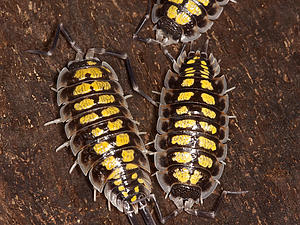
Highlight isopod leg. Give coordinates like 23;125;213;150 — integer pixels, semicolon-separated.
185;190;248;218
26;23;84;60
139;201;157;225
127;212;142;225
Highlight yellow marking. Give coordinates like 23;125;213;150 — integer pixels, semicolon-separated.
175;119;196;128
172;152;193;163
196;0;210;7
173;168;190;183
201;75;209;79
186;0;202;16
169;0;183;3
185;73;195;77
73;83;91;95
122;149;135;162
102;66;111;73
80;112;99;124
198;136;216;151
178;92;194;101
116;133;130;147
201;69;210;75
198;155;213;168
167;5;178;19
199;121;217;134
194;56;200;59
201;65;209;70
138;178;144;184
171;135;192;145
101;156;117;170
126;163;138;170
201;80;213;90
131;195;137;202
91;81;111;91
190;170;203;184
107;168;121;180
201;93;215;105
91;127;104;137
134;186;139;193
114;179;122;186
187;59;195;64
181;78;194;87
107;119;123;131
201;107;216;119
175;12;191;25
74;67;102;80
131;173;138;180
74;98;95;111
176;106;188;115
98;94;115;104
185;67;194;71
201;60;207;65
118;186;125;191
122;192;128;198
87;61;97;65
101;106;120;117
93;141;112;155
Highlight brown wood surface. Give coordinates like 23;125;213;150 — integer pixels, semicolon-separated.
0;0;299;225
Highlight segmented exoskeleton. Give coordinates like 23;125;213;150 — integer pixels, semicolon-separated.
149;42;246;223
134;0;236;46
27;24;157;225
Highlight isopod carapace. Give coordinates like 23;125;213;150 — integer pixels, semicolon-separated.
134;0;236;46
151;42;246;222
27;24;157;225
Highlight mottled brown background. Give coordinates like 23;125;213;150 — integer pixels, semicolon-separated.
0;0;299;225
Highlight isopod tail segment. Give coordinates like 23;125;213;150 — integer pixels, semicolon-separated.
27;23;157;107
26;23;158;225
133;0;237;47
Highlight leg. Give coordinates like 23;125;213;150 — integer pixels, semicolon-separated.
185;190;248;218
26;23;84;60
87;48;158;107
138;200;157;225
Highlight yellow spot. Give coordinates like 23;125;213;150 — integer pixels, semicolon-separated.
201;65;209;70
138;178;144;184
116;133;130;147
80;113;99;124
185;73;195;77
181;78;194;87
98;95;115;104
73;83;91;95
131;195;137;202
167;5;178;19
107;119;123;131
198;155;213;168
174;119;196;128
126;163;138;170
175;12;191;25
122;149;135;162
74;67;102;80
201;75;209;79
122;192;128;198
101;106;120;117
101;156;117;170
176;106;188;115
107;168;121;180
201;69;210;75
185;67;195;72
118;186;125;191
194;56;200;59
187;59;195;64
201;93;215;105
102;66;111;73
169;0;183;3
173;168;190;183
196;0;210;7
114;179;122;186
131;173;138;180
201;60;207;65
199;121;217;134
201;107;216;119
172;152;193;163
171;135;192;145
178;92;194;101
186;0;202;16
87;61;97;65
93;141;111;154
91;81;111;91
190;170;203;184
134;186;139;193
91;127;104;137
198;136;216;151
201;80;213;90
74;98;95;111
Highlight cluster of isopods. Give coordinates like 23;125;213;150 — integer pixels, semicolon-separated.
27;0;246;225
